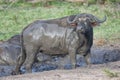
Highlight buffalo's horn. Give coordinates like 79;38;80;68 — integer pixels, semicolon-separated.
79;17;87;21
94;15;107;23
67;14;80;24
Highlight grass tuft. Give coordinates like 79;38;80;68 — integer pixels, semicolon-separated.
103;69;118;78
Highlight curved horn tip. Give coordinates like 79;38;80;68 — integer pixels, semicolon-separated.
99;15;107;23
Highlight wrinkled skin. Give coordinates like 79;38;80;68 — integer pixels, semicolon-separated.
0;35;21;65
7;34;21;46
15;13;106;74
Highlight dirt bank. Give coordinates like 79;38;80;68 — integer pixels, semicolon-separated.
0;61;120;80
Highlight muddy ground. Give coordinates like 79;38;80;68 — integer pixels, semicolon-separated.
0;61;120;80
0;39;120;80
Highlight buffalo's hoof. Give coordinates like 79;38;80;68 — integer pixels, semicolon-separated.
11;71;17;75
68;64;76;69
11;71;21;75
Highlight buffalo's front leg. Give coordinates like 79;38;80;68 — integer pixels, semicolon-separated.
84;51;91;66
24;44;39;73
68;47;77;68
67;33;79;68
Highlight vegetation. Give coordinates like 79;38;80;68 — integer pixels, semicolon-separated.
103;69;119;78
0;0;120;41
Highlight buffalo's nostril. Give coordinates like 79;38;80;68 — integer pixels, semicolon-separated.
78;28;85;33
77;27;84;30
79;27;84;31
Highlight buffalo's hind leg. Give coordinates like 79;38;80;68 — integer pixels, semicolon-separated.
24;45;39;73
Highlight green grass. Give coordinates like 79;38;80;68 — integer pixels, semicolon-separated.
0;1;120;41
103;69;119;78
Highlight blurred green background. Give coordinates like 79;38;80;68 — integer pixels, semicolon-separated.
0;0;120;42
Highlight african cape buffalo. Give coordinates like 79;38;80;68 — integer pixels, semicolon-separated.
14;13;106;74
0;35;21;65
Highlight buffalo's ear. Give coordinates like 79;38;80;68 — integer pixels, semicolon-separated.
67;15;78;27
91;22;98;27
85;17;99;27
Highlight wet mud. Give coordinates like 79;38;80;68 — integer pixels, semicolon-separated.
0;44;120;77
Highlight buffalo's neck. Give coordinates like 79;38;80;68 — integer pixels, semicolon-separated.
78;32;86;46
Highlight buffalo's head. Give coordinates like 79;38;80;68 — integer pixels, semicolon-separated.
67;13;106;33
